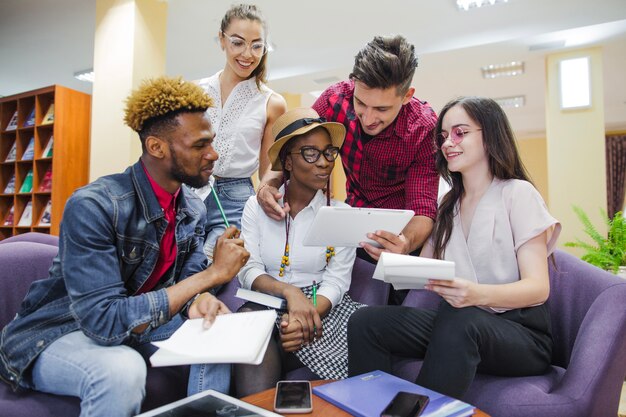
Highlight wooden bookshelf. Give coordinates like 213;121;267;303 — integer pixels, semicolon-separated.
0;85;91;240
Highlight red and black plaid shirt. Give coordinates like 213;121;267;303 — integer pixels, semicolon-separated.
313;80;438;220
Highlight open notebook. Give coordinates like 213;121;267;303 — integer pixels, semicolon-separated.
150;309;276;366
373;252;455;290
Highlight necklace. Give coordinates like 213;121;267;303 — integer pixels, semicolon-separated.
278;186;335;277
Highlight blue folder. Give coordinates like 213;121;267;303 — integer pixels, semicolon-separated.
312;370;474;417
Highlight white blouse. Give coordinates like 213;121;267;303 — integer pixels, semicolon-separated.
422;178;561;312
200;71;274;178
238;189;356;308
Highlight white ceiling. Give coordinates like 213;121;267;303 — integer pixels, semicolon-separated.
2;0;626;137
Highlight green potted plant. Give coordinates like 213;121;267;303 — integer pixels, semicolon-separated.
565;206;626;277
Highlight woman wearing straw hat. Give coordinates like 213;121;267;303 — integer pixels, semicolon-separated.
235;108;364;396
195;4;286;260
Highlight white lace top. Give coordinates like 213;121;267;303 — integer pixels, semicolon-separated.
199;71;274;178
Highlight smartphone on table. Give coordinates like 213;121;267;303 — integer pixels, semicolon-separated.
273;380;313;414
380;391;429;417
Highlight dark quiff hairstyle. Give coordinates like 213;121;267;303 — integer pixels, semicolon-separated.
123;76;213;148
220;3;268;89
431;96;532;259
349;35;418;96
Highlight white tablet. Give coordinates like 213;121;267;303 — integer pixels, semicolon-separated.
136;389;281;417
302;206;414;248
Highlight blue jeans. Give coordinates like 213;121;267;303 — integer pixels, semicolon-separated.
28;315;231;417
203;177;255;260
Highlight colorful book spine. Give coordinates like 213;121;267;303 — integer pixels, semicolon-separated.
39;200;52;226
19;170;33;193
5;111;18;131
3;174;16;194
39;167;53;192
3;205;14;226
41;136;53;158
5;141;17;162
21;137;35;160
17;201;33;227
41;103;55;125
23;107;36;127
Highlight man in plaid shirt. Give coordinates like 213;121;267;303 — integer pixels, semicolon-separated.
258;35;438;263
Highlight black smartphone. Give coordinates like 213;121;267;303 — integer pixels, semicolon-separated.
380;391;430;417
273;380;313;414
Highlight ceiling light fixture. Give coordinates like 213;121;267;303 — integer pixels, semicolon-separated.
481;61;524;79
74;69;94;83
493;95;525;108
456;0;509;11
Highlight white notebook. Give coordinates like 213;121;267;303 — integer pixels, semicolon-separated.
373;252;455;290
150;309;276;367
236;288;287;309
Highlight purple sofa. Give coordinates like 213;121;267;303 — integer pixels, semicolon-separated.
0;238;189;416
393;250;626;417
0;231;60;246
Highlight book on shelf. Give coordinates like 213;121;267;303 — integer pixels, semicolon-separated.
21;137;35;160
150;309;276;367
5;141;17;162
41;103;55;125
17;201;33;227
23;107;36;127
39;200;52;226
313;370;475;417
235;288;287;309
41;136;53;158
3;205;14;226
3;173;16;194
39;167;53;192
5;110;18;131
373;252;456;290
19;170;33;193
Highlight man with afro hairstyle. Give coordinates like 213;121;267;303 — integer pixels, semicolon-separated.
0;76;249;416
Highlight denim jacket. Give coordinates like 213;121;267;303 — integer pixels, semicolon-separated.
0;161;208;390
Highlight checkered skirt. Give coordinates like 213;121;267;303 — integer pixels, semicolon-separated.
276;285;365;380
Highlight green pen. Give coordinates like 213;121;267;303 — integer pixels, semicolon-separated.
210;184;230;228
312;280;318;338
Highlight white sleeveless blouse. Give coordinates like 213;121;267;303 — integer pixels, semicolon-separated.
200;71;273;178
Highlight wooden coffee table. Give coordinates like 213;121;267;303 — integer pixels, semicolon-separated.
242;380;490;417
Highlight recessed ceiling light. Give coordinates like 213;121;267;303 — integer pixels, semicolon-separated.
74;69;94;83
494;95;525;108
481;61;524;79
456;0;509;11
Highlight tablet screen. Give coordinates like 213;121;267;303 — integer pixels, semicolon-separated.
302;206;414;248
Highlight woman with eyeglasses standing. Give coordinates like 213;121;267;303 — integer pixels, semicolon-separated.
234;108;364;396
348;97;561;399
196;4;286;259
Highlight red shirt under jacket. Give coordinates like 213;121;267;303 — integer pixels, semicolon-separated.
136;162;180;294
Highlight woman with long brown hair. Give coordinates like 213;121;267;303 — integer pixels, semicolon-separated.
348;96;561;399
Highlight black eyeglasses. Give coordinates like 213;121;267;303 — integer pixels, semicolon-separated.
290;146;340;163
